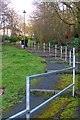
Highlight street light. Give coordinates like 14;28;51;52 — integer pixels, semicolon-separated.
23;10;26;49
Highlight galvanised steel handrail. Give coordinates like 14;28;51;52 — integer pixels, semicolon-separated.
30;83;74;114
7;109;28;120
29;67;74;80
7;48;75;120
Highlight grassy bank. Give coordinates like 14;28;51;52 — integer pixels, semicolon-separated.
37;74;79;119
1;45;46;112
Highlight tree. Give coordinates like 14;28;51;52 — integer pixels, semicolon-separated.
30;2;68;44
30;0;79;45
53;1;80;38
6;9;22;36
0;0;10;40
0;0;22;39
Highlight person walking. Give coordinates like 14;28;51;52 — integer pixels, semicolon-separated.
21;38;24;48
25;37;28;48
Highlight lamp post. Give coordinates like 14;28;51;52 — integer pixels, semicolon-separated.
23;10;26;49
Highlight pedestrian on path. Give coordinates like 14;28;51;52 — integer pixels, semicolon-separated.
25;37;28;48
21;38;24;48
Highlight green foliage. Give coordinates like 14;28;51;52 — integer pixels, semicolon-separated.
61;99;78;119
29;37;35;41
0;35;18;43
1;35;10;42
50;39;58;46
17;35;29;41
71;38;80;49
38;97;71;118
9;36;18;42
37;74;79;119
55;74;79;91
17;35;23;41
4;35;10;41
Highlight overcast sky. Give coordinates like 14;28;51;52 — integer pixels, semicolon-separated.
12;0;34;16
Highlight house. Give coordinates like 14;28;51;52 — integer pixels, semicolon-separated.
0;26;11;36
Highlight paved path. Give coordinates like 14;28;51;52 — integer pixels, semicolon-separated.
2;51;72;119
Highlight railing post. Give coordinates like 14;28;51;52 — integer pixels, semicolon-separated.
72;48;75;97
43;43;45;52
55;45;57;58
38;42;40;51
32;41;34;48
49;42;50;54
65;46;67;62
30;42;31;48
60;46;62;58
69;49;72;66
26;76;30;119
34;41;36;50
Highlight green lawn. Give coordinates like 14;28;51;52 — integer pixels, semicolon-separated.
1;45;46;112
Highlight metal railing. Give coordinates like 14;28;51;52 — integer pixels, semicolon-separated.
27;43;75;66
7;48;75;120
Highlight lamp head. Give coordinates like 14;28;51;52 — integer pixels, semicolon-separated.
23;10;26;13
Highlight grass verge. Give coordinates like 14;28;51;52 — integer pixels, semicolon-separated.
1;45;46;112
37;73;79;119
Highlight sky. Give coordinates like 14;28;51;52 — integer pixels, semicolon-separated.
12;0;34;16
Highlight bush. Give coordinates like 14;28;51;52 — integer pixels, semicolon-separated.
9;36;18;42
4;35;10;41
1;35;10;42
17;35;23;41
71;37;80;50
50;39;58;46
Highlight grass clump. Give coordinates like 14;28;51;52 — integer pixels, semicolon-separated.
37;73;79;119
55;74;79;91
61;98;78;119
37;97;72;119
1;45;46;112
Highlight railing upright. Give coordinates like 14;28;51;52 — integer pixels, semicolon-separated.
33;42;36;50
26;77;30;119
60;46;62;58
55;45;57;58
69;49;72;66
65;46;67;62
38;42;40;51
43;43;45;52
49;43;50;54
72;48;75;97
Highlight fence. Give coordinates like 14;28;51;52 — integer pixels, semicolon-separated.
7;48;75;120
27;42;74;65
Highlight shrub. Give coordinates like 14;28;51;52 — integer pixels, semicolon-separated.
50;39;58;46
17;35;23;41
9;36;18;42
71;37;80;51
4;35;10;41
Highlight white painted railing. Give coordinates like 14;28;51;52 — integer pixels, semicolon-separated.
27;42;74;66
